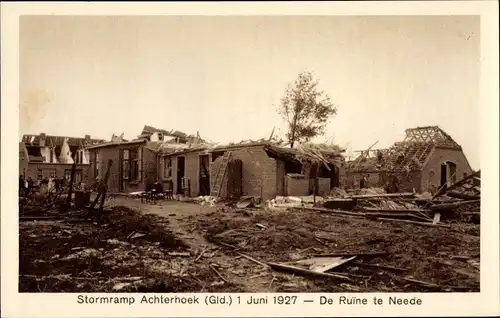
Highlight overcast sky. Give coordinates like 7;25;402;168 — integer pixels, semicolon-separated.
19;15;480;168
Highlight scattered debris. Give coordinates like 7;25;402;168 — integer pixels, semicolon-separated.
256;223;267;230
267;262;352;281
20;172;479;293
127;231;148;240
167;252;191;257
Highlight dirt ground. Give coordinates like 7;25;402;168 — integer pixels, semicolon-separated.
19;196;480;293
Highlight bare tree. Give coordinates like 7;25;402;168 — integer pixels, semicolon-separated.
277;71;337;148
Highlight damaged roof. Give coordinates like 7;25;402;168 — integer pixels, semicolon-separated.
141;125;198;140
152;141;218;156
85;139;147;150
347;126;464;173
21;134;106;148
209;139;345;168
264;143;345;168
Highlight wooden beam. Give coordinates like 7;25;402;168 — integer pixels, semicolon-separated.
312;251;389;257
267;262;352;281
376;217;450;228
429;199;480;211
362;208;428;213
447;191;480;200
350;192;416;199
300;206;365;217
431;171;480;200
432;212;441;224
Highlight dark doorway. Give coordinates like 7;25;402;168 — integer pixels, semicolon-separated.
440;163;447;188
177;156;185;194
330;165;340;188
199;155;210;196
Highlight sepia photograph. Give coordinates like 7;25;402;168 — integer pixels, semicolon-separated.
17;14;481;295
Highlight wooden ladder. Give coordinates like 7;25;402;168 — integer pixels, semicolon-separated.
211;152;232;197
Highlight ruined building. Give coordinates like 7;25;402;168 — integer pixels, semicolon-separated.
19;133;106;183
86;125;203;193
345;126;473;193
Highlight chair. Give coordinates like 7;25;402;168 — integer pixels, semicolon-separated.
165;180;173;200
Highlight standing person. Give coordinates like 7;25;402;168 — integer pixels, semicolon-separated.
359;175;366;189
19;175;25;197
363;175;369;188
26;177;34;196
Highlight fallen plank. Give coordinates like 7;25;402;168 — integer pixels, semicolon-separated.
329;272;371;279
453;268;480;280
294;256;357;273
431;171;481;200
447;191;480;200
429;199;481;211
364;212;430;222
354;261;407;272
312;251;389;257
402;277;440;288
316;256;356;272
432;212;441;224
195;246;209;262
267;262;352;281
167;252;191;257
363;207;429;213
350;192;416;199
376;217;451;228
19;216;62;221
237;252;269;268
211;239;240;250
326;213;366;220
209;264;229;283
401;277;474;291
300;206;365;216
20;274;100;281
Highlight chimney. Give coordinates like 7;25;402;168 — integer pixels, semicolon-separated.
39;133;46;147
85;134;91;141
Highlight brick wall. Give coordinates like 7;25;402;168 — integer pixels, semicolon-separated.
88;147;120;192
420;147;473;192
346;170;421;192
210;146;278;200
317;178;331;196
345;171;384;189
183;152;200;196
398;171;422;192
24;162;91;184
161;151;210;196
88;144;156;193
285;174;309;196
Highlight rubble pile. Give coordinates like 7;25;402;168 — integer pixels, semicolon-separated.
312;171;481;227
193;196;218;207
266;196;325;210
19;205;239;293
192;206;479;292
